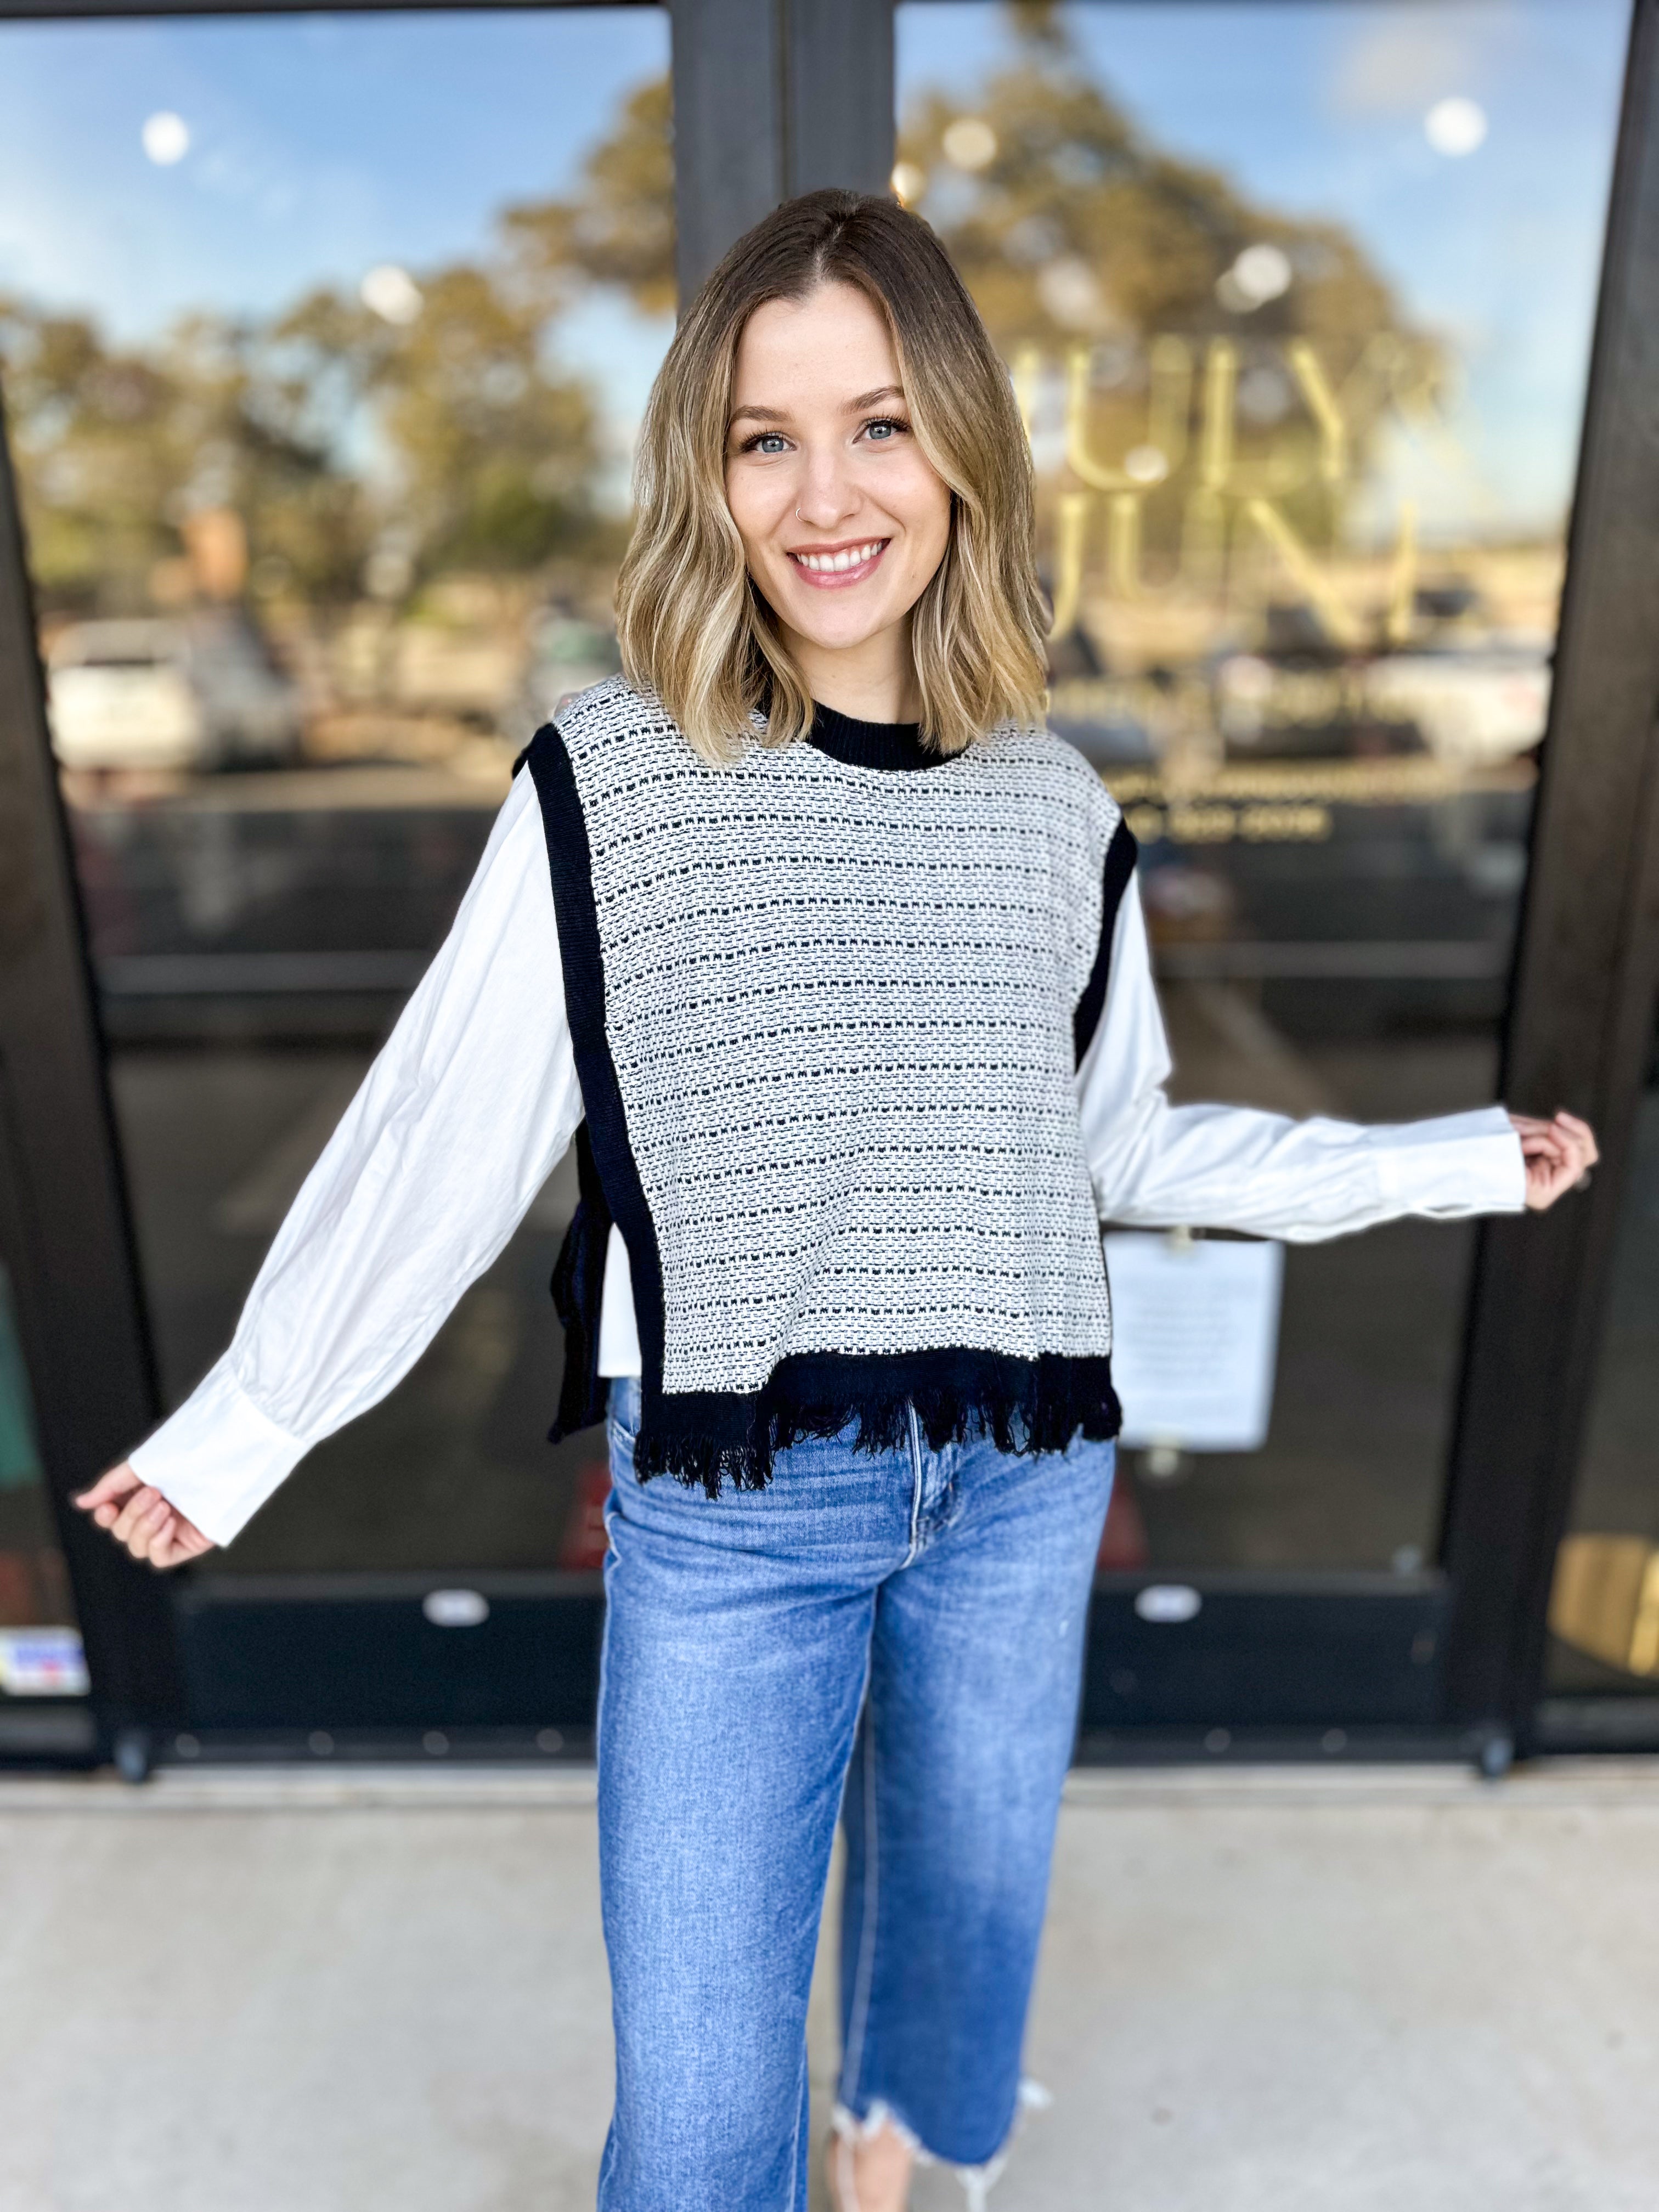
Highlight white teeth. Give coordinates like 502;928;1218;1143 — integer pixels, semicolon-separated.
795;541;883;573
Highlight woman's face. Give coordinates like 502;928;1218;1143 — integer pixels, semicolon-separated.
725;281;952;672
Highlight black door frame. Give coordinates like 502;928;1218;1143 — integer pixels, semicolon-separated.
1438;0;1659;1756
1;0;1656;1771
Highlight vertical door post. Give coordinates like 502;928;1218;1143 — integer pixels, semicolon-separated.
669;0;896;302
669;0;786;301
783;0;895;201
0;387;181;1733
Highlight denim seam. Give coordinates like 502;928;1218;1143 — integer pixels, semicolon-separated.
784;2035;807;2212
840;1706;882;2103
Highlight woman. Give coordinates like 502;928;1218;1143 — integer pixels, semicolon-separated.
77;190;1595;2212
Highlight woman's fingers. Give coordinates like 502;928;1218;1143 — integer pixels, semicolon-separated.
1510;1110;1600;1209
75;1461;154;1536
153;1518;213;1571
1511;1118;1567;1175
1539;1113;1596;1192
1518;1112;1601;1210
1525;1161;1564;1209
1555;1110;1599;1176
149;1519;185;1570
148;1509;186;1569
107;1484;161;1547
139;1503;177;1565
119;1492;170;1562
73;1459;213;1568
74;1463;140;1513
110;1488;191;1565
1517;1126;1567;1162
1509;1113;1560;1145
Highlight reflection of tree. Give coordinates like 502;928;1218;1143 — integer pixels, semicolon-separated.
0;298;367;611
501;77;675;319
0;74;662;621
0;22;1433;628
270;265;604;592
382;269;602;575
906;7;1397;356
897;2;1438;560
1;266;608;618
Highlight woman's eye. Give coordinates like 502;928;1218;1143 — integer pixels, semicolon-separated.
862;416;909;443
743;432;789;455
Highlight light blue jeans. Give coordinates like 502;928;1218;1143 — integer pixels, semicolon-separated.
595;1376;1114;2211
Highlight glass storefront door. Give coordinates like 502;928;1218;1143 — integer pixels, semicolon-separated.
0;4;672;1744
2;0;1654;1759
895;0;1632;1739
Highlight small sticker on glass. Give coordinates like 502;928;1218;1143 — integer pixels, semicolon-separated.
0;1627;90;1696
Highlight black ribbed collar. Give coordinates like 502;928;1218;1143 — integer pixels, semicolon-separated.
808;700;947;772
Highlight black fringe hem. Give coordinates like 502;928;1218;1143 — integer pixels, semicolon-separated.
631;1351;1121;1499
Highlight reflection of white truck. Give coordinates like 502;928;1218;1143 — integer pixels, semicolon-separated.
1362;643;1551;768
1216;639;1551;768
47;616;304;771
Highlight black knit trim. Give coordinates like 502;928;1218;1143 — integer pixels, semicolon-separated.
523;721;670;1438
547;1123;612;1440
807;701;951;773
1073;815;1138;1066
634;1348;1121;1498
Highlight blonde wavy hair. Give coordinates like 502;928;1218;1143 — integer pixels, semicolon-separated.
615;188;1048;764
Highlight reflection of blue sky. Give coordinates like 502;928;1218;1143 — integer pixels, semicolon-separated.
0;10;672;493
900;2;1628;538
0;5;1627;539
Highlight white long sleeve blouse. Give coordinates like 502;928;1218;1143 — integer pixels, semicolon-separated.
129;764;1527;1544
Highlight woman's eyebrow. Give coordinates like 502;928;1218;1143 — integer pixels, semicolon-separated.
728;385;906;430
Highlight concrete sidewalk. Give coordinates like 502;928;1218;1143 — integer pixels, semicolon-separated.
2;1760;1656;2211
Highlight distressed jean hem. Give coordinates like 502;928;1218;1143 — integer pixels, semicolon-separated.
830;2078;1053;2211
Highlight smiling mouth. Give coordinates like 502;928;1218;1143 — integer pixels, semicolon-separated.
787;538;889;586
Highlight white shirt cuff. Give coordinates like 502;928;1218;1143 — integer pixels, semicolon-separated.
127;1362;308;1547
1369;1104;1527;1218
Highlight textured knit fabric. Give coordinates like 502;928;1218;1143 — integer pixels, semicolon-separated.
524;678;1135;1493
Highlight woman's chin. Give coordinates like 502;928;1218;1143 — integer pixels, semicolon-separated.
776;596;900;659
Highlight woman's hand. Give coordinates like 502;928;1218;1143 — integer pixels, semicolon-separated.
72;1464;216;1570
1510;1110;1599;1212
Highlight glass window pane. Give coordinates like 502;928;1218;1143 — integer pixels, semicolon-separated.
897;0;1627;1572
0;7;673;1573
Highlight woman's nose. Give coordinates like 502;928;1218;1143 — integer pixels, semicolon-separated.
792;450;858;531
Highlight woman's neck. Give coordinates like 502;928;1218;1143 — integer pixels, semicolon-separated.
782;619;919;725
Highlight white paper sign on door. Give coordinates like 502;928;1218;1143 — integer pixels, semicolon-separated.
1103;1233;1284;1452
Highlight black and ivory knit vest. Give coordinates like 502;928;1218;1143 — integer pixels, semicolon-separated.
523;675;1137;1494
